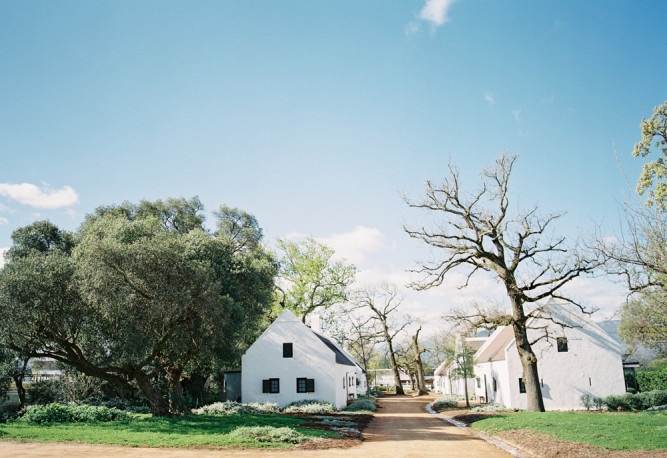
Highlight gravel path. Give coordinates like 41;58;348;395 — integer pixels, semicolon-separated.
0;395;510;457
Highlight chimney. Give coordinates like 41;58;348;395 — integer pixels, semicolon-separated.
310;314;322;334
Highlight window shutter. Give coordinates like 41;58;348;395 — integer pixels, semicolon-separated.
306;378;315;393
262;379;270;393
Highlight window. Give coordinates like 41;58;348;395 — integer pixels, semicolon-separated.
557;337;568;352
519;378;526;393
476;377;481;388
283;342;293;358
297;378;315;393
492;378;497;392
262;378;280;393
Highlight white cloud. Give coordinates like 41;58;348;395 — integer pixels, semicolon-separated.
0;248;7;269
0;217;7;225
406;0;458;35
484;91;495;106
419;0;457;27
317;226;394;266
0;183;79;209
511;109;522;122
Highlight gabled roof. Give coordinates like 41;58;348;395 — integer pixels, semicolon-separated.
474;326;515;363
269;309;358;368
313;333;356;367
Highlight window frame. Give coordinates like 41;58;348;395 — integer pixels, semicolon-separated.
262;378;280;394
297;377;315;393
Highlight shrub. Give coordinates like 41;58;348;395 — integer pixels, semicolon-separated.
228;426;304;444
85;396;151;414
27;379;61;405
432;395;459;409
282;400;336;414
192;401;279;415
321;418;356;427
636;367;667;392
345;399;376;412
19;403;131;423
605;390;667;411
592;397;605;410
647;404;667;411
580;394;593;410
470;403;509;412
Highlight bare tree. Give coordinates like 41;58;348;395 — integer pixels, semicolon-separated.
403;154;599;412
354;284;411;395
411;327;428;395
337;309;384;393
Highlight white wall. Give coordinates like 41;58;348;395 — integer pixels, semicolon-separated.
242;313;339;408
505;317;626;410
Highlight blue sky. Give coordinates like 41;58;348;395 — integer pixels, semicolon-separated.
1;1;666;326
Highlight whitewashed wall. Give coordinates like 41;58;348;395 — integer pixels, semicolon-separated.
242;311;339;408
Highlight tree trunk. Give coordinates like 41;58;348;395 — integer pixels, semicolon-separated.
412;329;428;395
13;375;26;409
509;295;545;412
462;365;470;407
386;338;404;395
165;366;186;414
135;373;171;417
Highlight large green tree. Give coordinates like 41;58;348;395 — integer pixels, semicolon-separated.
404;155;599;412
634;100;667;209
274;237;356;323
0;199;276;416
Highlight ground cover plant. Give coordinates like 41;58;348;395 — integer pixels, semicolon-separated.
192;401;280;415
0;413;338;448
469;411;667;451
282;400;336;413
344;399;376;412
18;403;131;424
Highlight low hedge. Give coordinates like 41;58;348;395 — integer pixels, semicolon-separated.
345;399;376;412
605;390;667;411
636;367;667;392
19;403;131;423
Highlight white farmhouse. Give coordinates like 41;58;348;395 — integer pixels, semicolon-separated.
433;336;487;397
472;300;626;410
242;309;366;410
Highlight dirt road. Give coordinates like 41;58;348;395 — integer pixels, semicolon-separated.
0;395;511;457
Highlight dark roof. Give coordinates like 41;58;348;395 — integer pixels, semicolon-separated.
314;333;356;367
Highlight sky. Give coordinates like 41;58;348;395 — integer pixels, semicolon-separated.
1;0;666;333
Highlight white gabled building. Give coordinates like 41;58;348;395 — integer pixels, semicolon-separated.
472;300;626;410
242;309;366;410
433;336;488;397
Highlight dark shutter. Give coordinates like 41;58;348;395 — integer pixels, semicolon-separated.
283;342;293;358
262;379;270;393
306;378;315;393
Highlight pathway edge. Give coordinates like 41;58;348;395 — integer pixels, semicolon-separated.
425;403;525;457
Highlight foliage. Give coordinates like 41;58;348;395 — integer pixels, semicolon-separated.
282;400;336;413
636;366;667;391
192;401;279;415
320;418;356;426
85;396;150;414
274;237;356;321
0;347;14;401
619;291;667;356
228;425;305;444
404;155;599;412
604;390;667;411
471;411;667;450
580;394;593;410
0;412;338;447
470;403;510;412
0;198;277;416
18;403;131;423
633;100;667;208
27;379;61;405
344;399;376;412
432;395;459;409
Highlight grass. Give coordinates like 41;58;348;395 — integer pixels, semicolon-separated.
470;411;667;451
0;413;339;448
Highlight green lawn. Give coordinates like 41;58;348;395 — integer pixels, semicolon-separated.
470;411;667;450
0;414;339;448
